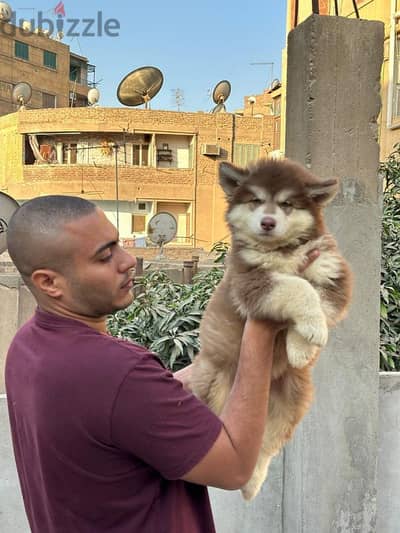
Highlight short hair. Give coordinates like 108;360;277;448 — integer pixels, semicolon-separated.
7;195;96;282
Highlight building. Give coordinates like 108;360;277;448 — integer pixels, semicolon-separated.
0;107;275;250
239;82;283;156
0;16;93;115
285;0;399;160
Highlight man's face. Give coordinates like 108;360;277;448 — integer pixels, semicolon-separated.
59;208;136;318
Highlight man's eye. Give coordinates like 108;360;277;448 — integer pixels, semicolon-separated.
100;254;112;262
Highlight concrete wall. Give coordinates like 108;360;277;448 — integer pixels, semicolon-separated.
283;15;384;532
377;372;400;533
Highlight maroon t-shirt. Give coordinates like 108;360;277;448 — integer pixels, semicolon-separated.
5;308;222;533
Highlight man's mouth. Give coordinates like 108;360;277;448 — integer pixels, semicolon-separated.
120;277;134;290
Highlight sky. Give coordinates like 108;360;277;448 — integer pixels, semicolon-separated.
11;0;287;112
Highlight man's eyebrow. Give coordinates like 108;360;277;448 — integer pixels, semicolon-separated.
92;239;119;258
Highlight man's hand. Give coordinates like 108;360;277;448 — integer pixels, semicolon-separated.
299;248;320;273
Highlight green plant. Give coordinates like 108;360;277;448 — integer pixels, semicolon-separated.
107;268;224;371
380;145;400;371
209;240;230;264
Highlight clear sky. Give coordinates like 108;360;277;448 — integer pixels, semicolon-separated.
12;0;287;112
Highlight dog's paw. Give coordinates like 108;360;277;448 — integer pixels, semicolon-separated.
286;329;318;368
294;315;328;347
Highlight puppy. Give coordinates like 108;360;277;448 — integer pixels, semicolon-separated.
191;158;353;500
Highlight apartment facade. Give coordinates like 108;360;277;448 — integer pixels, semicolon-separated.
285;0;399;160
0;19;92;115
0;107;275;250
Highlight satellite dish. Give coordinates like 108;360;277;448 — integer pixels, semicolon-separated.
0;2;12;22
0;192;19;254
147;212;177;259
117;66;164;109
88;87;100;106
270;79;281;91
12;82;32;109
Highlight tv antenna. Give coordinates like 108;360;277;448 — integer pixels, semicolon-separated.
211;80;231;113
147;212;177;260
171;88;184;111
0;192;20;254
12;82;32;110
117;66;164;109
250;61;274;89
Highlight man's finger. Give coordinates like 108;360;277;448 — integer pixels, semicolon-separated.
299;249;320;273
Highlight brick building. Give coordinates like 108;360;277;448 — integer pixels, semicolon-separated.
0;107;275;250
0;17;92;115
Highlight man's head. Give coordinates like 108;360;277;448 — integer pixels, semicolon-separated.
7;195;136;318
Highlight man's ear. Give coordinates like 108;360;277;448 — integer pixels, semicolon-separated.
219;162;248;199
305;179;338;205
30;269;64;298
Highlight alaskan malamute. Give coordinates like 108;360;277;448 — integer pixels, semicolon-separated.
191;158;353;500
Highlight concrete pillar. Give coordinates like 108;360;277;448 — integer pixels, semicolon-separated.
284;15;383;532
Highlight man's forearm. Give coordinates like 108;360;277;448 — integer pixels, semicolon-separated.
219;319;277;483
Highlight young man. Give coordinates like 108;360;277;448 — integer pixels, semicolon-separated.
5;195;317;532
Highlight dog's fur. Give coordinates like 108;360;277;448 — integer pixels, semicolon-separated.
190;158;353;500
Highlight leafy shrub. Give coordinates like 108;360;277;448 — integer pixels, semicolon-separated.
380;145;400;371
108;268;224;370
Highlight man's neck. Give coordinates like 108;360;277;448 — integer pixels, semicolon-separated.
38;303;108;334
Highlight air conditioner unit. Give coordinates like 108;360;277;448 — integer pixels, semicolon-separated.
201;144;221;156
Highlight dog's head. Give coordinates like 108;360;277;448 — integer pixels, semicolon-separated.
219;158;338;247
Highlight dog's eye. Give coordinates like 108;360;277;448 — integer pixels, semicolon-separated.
279;201;293;208
249;197;262;205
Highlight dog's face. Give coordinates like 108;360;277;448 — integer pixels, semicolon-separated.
219;159;338;246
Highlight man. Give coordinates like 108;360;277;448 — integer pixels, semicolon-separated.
5;195;317;532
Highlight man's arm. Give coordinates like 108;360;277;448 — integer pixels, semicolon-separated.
181;318;280;490
173;364;193;391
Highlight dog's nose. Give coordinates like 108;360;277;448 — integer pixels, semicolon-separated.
261;216;276;231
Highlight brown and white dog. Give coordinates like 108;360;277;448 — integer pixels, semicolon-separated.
191;158;353;500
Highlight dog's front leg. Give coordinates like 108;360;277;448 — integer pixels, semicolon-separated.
233;273;328;367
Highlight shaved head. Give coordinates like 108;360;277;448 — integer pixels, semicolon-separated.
7;195;96;284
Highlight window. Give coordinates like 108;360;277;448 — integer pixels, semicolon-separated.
43;50;57;69
42;92;56;108
132;144;149;166
132;215;146;233
70;65;81;83
62;143;77;164
233;144;260;167
15;41;29;60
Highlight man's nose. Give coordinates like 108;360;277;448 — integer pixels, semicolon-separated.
120;249;137;271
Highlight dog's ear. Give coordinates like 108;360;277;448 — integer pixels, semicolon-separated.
305;179;338;205
219;162;248;199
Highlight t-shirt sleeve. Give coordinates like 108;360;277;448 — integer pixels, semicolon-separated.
110;352;223;480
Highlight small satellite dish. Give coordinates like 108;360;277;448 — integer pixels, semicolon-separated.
211;80;231;113
270;79;281;91
147;212;177;259
117;66;164;109
88;87;100;106
0;2;12;22
0;192;19;254
12;82;32;109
